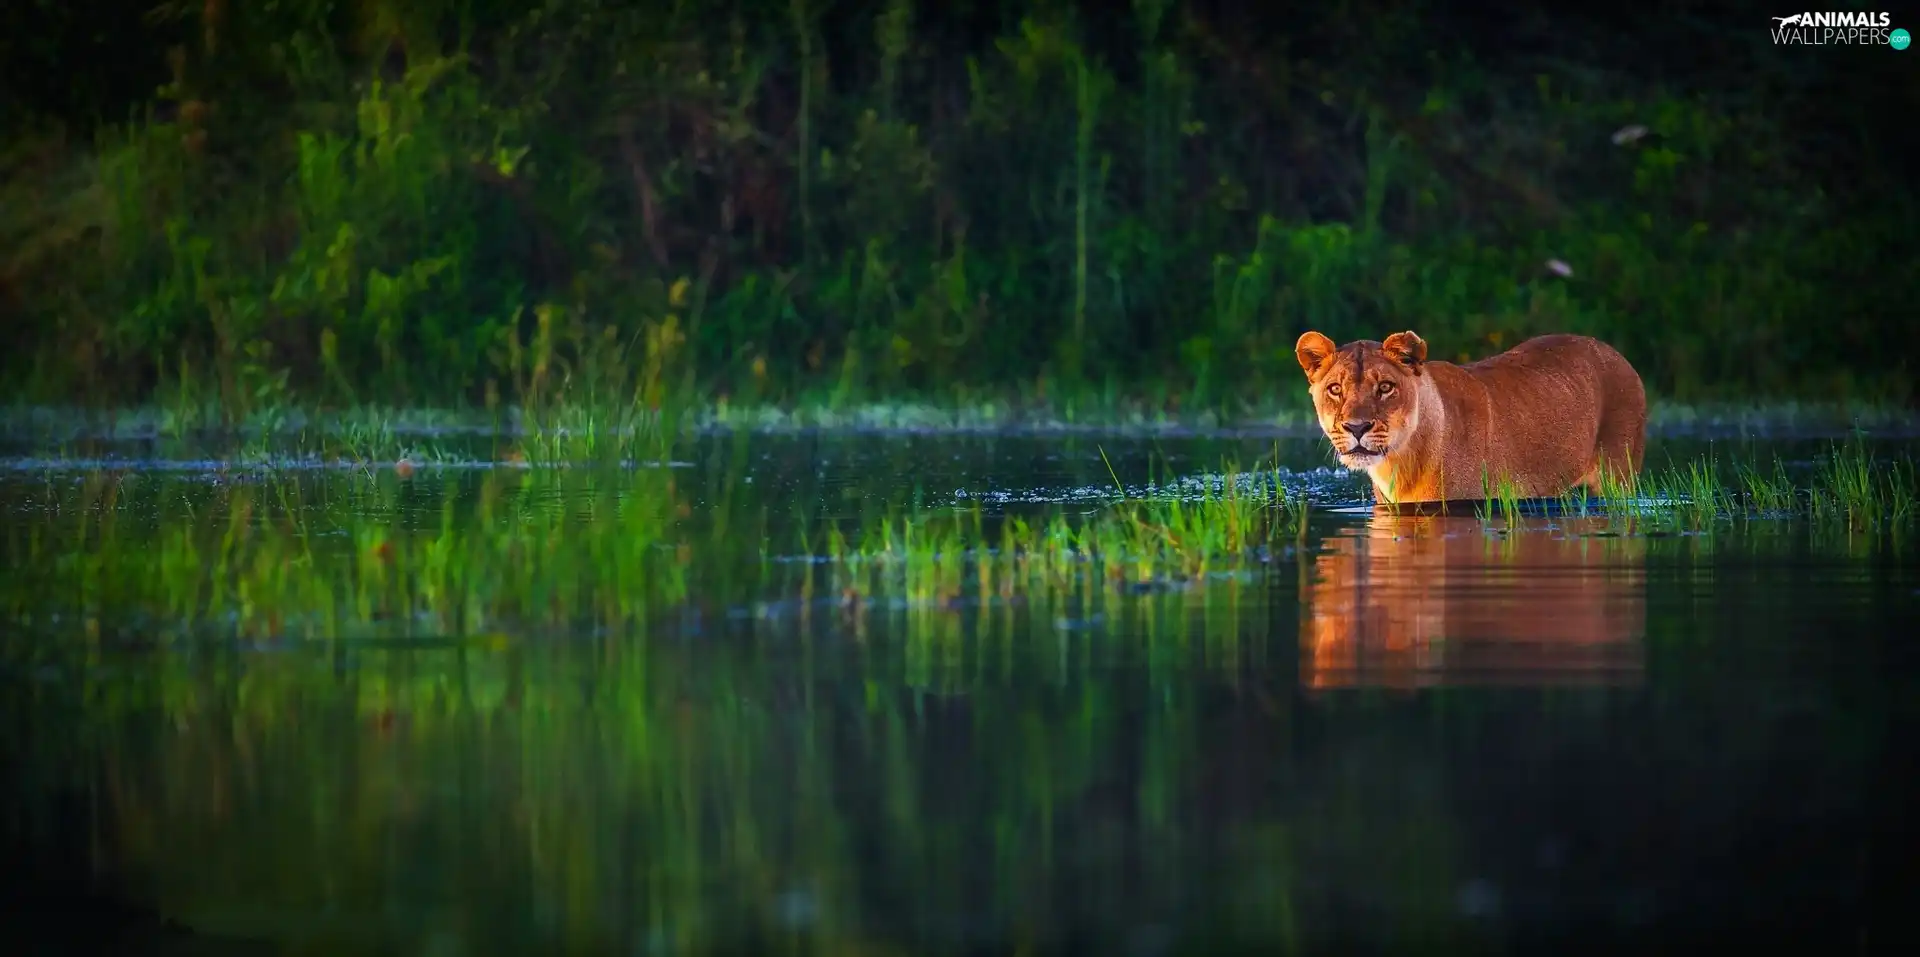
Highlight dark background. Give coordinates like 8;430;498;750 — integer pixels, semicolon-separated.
4;0;1915;410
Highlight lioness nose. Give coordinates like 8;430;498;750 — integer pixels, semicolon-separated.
1343;420;1374;442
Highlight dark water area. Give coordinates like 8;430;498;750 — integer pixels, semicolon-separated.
3;432;1919;955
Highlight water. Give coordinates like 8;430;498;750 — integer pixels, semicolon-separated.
2;431;1917;955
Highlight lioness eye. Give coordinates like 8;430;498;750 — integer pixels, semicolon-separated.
1378;382;1395;397
1326;383;1342;397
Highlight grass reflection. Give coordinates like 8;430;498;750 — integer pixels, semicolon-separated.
1;434;1912;955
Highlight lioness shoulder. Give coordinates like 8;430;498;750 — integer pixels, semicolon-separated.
1294;330;1647;505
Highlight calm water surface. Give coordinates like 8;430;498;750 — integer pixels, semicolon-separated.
2;432;1917;955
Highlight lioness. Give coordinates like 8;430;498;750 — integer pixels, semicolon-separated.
1295;330;1646;504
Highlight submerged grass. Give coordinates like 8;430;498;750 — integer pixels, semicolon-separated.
1575;437;1917;534
1409;437;1912;540
3;454;1309;646
817;452;1308;621
1;427;1911;649
1477;468;1527;528
1736;458;1798;516
5;468;691;643
1810;437;1917;529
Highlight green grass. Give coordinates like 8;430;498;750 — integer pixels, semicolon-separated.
1477;467;1526;528
5;434;1910;652
0;429;1908;957
818;453;1307;611
1;453;1317;648
1666;456;1731;531
4;3;1915;412
5;470;691;643
1574;438;1917;534
1735;458;1798;515
1810;437;1918;529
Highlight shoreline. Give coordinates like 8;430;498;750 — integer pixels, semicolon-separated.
1;397;1916;444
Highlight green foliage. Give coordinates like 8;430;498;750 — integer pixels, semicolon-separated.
7;440;1911;655
3;2;1913;412
1550;438;1919;536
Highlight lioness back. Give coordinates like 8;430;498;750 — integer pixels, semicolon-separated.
1295;330;1646;504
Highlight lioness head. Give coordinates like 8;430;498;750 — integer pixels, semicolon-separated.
1295;330;1428;470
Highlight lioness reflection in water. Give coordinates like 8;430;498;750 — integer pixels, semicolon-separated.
1301;511;1647;690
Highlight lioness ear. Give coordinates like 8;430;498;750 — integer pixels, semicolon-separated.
1381;331;1427;374
1295;331;1336;377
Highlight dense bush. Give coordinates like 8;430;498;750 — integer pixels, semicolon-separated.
3;0;1914;413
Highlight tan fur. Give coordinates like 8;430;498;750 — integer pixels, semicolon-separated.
1301;513;1647;690
1294;329;1647;504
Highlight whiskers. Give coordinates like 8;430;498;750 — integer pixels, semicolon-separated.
1326;431;1388;467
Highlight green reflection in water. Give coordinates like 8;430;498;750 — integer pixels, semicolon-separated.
1;438;1913;955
